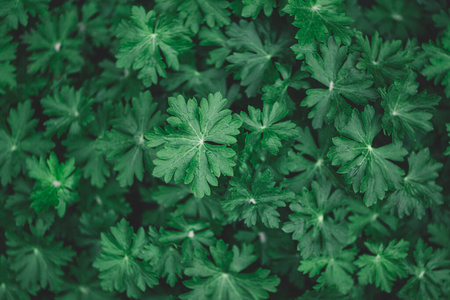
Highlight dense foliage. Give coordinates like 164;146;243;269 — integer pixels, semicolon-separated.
1;0;450;299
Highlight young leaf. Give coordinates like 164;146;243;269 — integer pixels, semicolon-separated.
356;31;415;87
146;92;242;198
298;248;358;294
386;148;443;219
96;91;163;187
0;101;54;186
93;219;158;299
355;239;410;292
238;101;298;155
181;240;280;300
380;70;440;141
222;170;295;228
303;36;378;128
327;106;408;206
115;6;193;87
41;86;95;138
283;180;353;259
283;0;354;46
398;239;450;300
6;219;76;292
422;26;450;97
26;152;80;218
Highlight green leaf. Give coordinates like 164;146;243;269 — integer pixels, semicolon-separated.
6;219;76;292
432;8;450;29
175;193;227;221
366;0;422;39
446;124;450;155
155;0;231;33
422;26;450;97
5;178;55;228
283;0;354;46
26;152;80;218
146;92;242;198
55;253;119;300
242;0;276;19
281;126;336;192
97;60;144;101
161;64;228;98
41;86;95;138
355;239;410;292
148;184;226;221
222;170;295;228
298;248;358;294
303;36;378;128
226;20;291;97
428;223;450;249
347;199;398;239
96;91;163;187
93;219;158;299
0;0;49;29
181;240;280;300
78;2;110;47
0;25;17;93
63;105;111;188
199;27;232;68
0;255;33;300
380;70;440;141
22;10;83;76
139;226;183;287
327;106;408;206
386;148;443;219
238;101;298;155
115;6;193;87
356;31;415;87
399;239;450;300
290;41;317;60
0;101;54;186
261;63;310;110
158;215;216;263
283;180;353;259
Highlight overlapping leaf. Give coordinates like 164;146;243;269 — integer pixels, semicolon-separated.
146;92;242;198
328;106;408;206
116;6;193;86
302;37;377;128
93;219;158;299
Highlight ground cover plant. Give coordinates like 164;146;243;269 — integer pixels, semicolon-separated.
1;0;450;299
